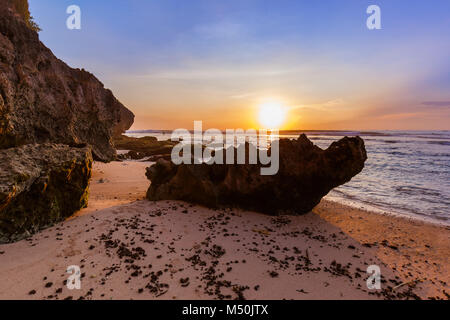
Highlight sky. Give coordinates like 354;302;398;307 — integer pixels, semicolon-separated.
29;0;450;130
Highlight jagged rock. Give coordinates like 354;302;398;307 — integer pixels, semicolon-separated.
0;143;92;243
143;154;172;162
0;3;134;161
114;135;176;158
146;134;367;215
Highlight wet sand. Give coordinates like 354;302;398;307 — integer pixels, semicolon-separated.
0;161;448;300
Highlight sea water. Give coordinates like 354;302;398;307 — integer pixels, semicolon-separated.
126;130;450;224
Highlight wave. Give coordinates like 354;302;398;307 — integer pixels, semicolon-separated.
427;141;450;146
395;186;441;197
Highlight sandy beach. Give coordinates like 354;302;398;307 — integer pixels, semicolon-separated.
0;160;448;300
2;0;450;307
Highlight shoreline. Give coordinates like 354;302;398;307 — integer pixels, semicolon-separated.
324;195;450;228
124;130;450;226
0;161;448;300
315;199;450;299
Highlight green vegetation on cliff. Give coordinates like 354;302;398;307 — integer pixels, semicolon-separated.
11;0;41;31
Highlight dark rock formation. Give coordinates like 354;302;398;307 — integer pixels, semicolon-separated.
0;1;134;242
146;134;367;215
114;135;176;160
0;143;92;243
0;3;134;161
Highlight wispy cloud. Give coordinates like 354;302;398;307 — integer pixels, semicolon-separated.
375;112;427;121
422;101;450;107
139;67;304;80
229;92;258;99
193;22;243;39
323;98;345;107
290;98;346;111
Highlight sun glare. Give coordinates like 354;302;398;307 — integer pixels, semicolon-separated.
258;102;286;129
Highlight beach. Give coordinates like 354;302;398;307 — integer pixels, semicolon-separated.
0;161;448;300
1;0;449;307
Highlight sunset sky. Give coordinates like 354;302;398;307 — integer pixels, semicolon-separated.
30;0;450;130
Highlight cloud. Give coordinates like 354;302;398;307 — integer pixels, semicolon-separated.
193;22;243;39
323;98;345;107
289;99;346;111
140;67;303;80
375;112;427;121
421;101;450;107
229;92;257;99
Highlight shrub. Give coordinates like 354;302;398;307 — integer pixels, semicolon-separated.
11;0;41;32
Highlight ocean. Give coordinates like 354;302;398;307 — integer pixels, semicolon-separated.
126;130;450;225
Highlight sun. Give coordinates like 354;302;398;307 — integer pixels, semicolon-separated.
258;102;286;129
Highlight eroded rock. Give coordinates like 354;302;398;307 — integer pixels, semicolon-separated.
114;135;176;160
146;134;367;215
0;3;134;161
0;144;92;243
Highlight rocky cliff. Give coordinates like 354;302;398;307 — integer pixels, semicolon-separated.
0;1;134;242
146;135;367;215
0;1;134;161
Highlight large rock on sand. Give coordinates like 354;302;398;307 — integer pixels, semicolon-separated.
0;143;92;243
146;135;367;215
0;3;134;161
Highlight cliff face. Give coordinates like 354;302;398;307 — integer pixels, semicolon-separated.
8;0;40;32
0;1;134;242
0;2;134;161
